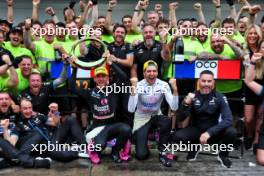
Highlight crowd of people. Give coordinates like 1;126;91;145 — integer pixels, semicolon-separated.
0;0;264;170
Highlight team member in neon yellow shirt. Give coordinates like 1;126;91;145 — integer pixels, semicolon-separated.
3;27;35;66
24;19;66;76
5;56;34;97
197;33;245;94
222;18;246;48
0;54;18;91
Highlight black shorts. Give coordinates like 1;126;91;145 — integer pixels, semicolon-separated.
258;121;264;149
245;85;263;105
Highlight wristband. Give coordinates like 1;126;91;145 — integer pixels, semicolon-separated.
107;9;112;12
8;64;13;68
51;13;56;17
141;9;145;11
134;9;139;12
216;5;221;8
250;61;256;66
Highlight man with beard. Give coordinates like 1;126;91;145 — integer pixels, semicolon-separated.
196;33;244;95
3;27;35;67
17;59;69;115
131;24;170;81
0;92;51;169
107;24;134;126
128;60;179;167
171;70;236;168
5;55;35;97
24;19;67;77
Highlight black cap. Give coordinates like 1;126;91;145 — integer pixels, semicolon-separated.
10;26;23;35
0;19;10;26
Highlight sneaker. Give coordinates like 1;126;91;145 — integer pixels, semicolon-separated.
244;137;253;150
34;158;51;169
111;150;122;163
119;140;131;161
78;151;89;158
253;143;258;155
0;160;11;169
217;155;232;168
159;154;172;167
87;140;100;164
186;147;201;161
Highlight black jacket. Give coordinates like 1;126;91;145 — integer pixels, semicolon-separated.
178;91;233;137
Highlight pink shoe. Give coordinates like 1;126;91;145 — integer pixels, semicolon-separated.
87;140;100;164
166;153;174;160
119;140;131;161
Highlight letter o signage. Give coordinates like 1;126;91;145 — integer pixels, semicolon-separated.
196;61;217;69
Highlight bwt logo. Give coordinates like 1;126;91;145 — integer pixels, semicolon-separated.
196;61;217;69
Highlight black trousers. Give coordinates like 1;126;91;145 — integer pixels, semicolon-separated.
134;115;171;160
48;116;86;162
93;122;132;153
0;131;43;167
171;126;237;157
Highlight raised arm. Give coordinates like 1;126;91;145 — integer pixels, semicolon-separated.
88;3;98;27
128;77;138;113
105;0;117;33
235;5;250;24
6;0;14;24
226;0;237;19
2;119;18;146
52;55;70;89
244;53;264;95
2;54;18;87
32;0;41;22
223;36;245;60
212;0;221;28
132;0;147;32
45;7;60;24
248;5;262;26
169;2;178;28
193;3;206;24
23;19;36;52
80;0;93;27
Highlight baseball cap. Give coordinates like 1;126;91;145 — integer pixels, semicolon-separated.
0;19;10;26
10;26;23;35
94;66;108;76
143;60;158;71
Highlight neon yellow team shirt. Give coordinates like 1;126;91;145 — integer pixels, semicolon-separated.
206;44;242;93
61;38;81;57
0;77;9;91
8;68;29;97
4;42;36;64
182;36;204;60
34;40;55;75
125;33;143;44
154;35;173;79
229;31;246;48
102;34;114;44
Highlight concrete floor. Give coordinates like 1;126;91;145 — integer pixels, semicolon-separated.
1;149;264;176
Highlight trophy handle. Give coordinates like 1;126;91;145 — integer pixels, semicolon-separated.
70;37;107;69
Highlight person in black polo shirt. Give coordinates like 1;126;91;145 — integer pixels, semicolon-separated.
131;24;170;81
0;92;50;169
107;24;134;126
17;60;69;115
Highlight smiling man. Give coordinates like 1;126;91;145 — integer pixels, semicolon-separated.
128;60;179;167
171;70;237;168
